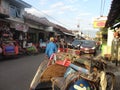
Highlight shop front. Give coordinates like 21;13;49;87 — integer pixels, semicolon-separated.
0;20;10;38
10;22;29;42
0;20;10;57
0;20;21;57
27;28;39;43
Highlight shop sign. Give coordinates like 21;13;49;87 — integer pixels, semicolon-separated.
15;24;28;32
45;26;54;32
10;22;28;32
15;23;24;31
93;16;107;28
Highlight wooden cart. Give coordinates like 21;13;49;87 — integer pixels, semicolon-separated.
30;53;115;90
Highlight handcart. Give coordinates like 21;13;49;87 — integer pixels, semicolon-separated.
30;52;115;90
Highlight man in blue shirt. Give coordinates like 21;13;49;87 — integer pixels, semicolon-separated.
45;37;57;58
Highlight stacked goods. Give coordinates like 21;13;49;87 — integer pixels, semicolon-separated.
55;52;80;64
67;49;80;55
58;48;80;55
1;26;19;56
26;46;36;52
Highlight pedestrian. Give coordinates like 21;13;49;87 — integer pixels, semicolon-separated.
45;37;57;59
60;38;64;48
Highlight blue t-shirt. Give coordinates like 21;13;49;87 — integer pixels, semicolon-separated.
45;42;57;58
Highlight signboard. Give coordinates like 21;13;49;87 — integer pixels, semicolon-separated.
10;22;29;32
45;26;54;32
16;24;29;32
93;16;107;28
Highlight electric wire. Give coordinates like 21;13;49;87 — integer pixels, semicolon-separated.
100;0;106;16
102;0;106;16
100;0;103;16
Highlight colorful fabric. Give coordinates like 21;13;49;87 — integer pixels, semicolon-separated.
5;46;15;52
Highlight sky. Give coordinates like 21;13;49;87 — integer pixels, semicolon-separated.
23;0;112;37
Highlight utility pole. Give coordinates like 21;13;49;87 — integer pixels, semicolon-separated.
77;19;81;39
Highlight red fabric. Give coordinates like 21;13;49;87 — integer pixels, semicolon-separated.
15;46;19;54
56;59;71;67
49;53;56;60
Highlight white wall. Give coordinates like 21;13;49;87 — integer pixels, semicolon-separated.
107;28;114;46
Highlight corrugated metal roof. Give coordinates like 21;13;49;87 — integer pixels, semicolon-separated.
56;25;73;34
24;12;74;36
9;0;31;8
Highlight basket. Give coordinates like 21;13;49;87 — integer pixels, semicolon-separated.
40;64;67;82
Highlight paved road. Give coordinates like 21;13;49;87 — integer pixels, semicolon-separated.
0;54;45;90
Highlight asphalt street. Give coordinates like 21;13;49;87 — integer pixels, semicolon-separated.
0;54;45;90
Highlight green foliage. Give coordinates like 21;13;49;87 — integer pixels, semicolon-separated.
100;27;108;34
115;15;120;24
95;27;108;44
100;27;108;44
115;19;120;23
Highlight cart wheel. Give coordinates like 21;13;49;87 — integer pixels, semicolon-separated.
106;72;115;90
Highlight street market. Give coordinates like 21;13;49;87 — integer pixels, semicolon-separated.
0;0;120;90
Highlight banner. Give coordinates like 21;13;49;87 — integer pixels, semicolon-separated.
93;16;107;28
11;22;29;32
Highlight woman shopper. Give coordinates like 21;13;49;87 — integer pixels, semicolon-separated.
45;37;57;59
